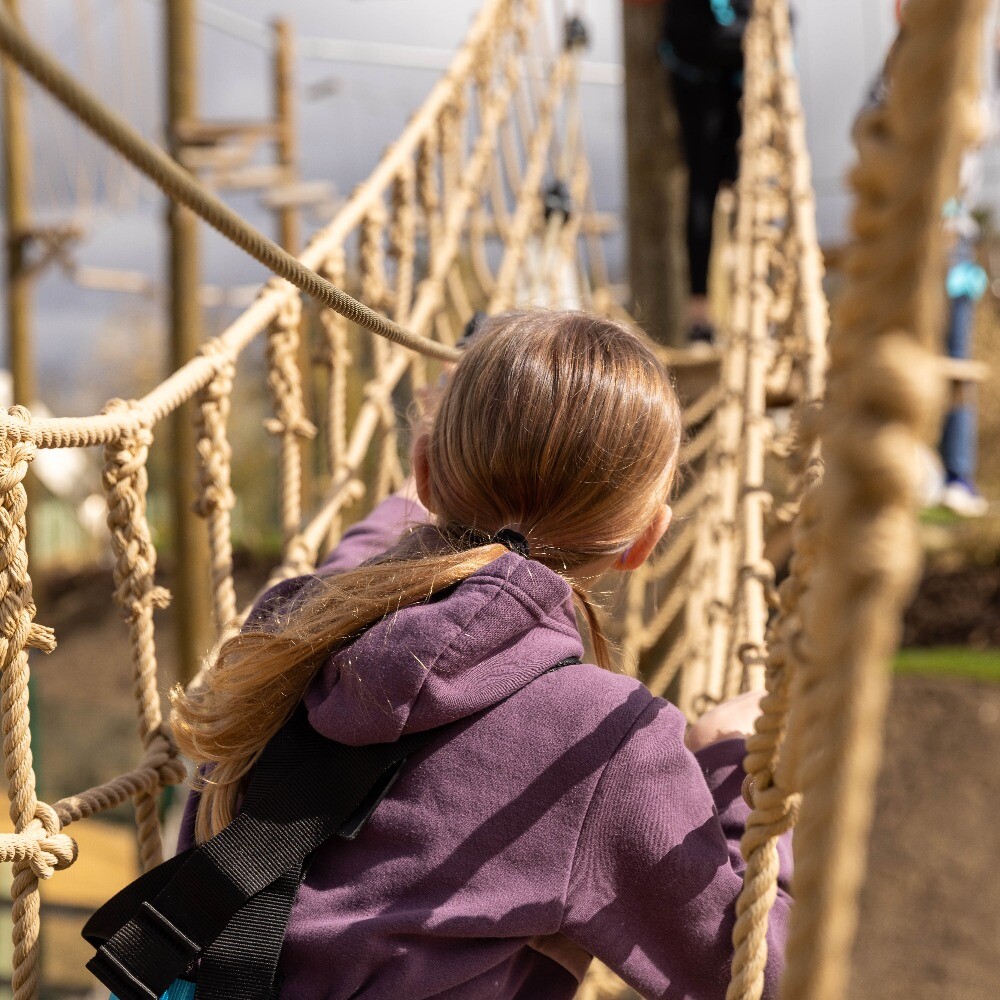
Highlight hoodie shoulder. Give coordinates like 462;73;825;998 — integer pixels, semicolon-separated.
304;552;586;746
524;660;664;758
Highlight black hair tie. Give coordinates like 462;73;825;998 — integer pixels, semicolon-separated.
457;525;530;559
492;527;530;558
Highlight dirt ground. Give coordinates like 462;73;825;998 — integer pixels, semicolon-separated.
16;559;1000;998
852;673;1000;999
903;560;1000;646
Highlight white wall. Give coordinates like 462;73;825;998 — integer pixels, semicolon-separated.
794;0;897;244
795;0;1000;243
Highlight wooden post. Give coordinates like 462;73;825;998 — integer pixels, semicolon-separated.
272;18;299;255
272;17;313;513
2;0;32;409
166;0;213;684
622;0;687;347
1;0;42;589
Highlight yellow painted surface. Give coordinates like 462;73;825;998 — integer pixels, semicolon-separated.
0;799;138;990
38;814;138;908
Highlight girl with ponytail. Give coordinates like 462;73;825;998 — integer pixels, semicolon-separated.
170;310;791;1000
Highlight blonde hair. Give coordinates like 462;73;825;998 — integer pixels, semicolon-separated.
172;310;682;842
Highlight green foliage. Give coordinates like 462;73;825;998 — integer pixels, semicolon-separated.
895;646;1000;682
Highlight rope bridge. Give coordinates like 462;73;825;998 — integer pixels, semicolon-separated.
0;0;988;998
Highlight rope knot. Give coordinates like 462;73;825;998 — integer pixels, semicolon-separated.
101;400;153;485
737;641;769;672
196;346;236;402
101;404;172;627
117;585;171;625
263;415;317;440
0;405;36;495
193;357;238;519
27;802;78;879
142;724;188;787
266;296;319;442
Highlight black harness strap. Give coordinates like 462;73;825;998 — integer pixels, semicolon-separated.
83;656;580;1000
195;870;299;1000
84;710;441;1000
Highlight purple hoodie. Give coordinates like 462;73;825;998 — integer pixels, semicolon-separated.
179;496;792;999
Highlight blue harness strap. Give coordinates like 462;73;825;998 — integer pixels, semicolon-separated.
111;978;195;1000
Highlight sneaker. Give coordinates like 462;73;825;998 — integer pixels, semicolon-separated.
941;479;989;517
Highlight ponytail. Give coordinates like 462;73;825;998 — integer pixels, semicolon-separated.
172;540;509;842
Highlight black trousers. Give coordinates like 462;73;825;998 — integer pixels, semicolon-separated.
670;72;742;297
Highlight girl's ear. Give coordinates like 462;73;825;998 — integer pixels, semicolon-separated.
614;504;672;572
412;433;438;513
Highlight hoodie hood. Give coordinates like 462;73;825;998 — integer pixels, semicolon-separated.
303;552;584;746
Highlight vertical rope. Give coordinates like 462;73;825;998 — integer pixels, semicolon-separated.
470;76;499;299
265;291;318;556
360;208;399;504
730;140;783;697
778;1;987;997
771;0;828;404
727;442;821;1000
390;165;417;326
320;250;352;551
193;346;238;631
0;407;58;1000
698;15;767;702
101;399;172;871
674;481;717;713
417;135;442;274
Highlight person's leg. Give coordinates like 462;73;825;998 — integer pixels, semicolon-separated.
939;290;987;514
940;405;977;484
670;73;716;338
940;293;977;485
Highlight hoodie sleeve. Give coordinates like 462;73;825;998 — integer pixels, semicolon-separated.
318;493;427;575
243;493;428;630
561;699;792;1000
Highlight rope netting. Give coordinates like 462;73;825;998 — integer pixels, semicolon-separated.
584;0;986;996
0;0;988;996
611;0;827;722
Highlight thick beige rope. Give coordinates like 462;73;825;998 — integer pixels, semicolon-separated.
193;345;239;630
721;0;833;976
0;407;63;1000
266;291;317;557
390;164;418;326
101;400;182;871
778;2;988;997
318;250;352;553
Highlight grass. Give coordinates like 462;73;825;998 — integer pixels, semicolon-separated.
895;646;1000;683
918;505;964;527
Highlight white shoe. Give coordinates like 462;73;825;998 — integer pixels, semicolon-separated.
941;481;989;517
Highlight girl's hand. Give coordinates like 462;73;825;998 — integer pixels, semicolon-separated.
685;690;764;752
